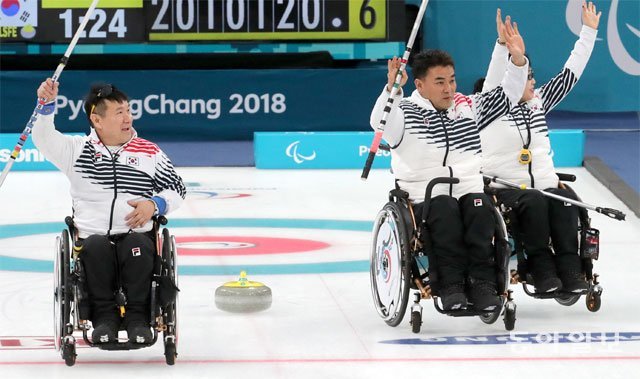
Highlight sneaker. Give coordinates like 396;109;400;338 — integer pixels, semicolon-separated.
127;321;152;344
528;255;563;293
467;278;502;311
439;283;467;311
531;274;563;293
91;319;119;344
559;270;589;293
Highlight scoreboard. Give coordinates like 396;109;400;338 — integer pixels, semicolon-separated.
0;0;398;43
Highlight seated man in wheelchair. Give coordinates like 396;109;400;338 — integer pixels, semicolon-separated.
479;4;601;293
33;79;186;344
369;21;529;312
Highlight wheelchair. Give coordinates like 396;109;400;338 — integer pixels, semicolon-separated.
370;177;517;334
486;173;603;312
53;216;179;366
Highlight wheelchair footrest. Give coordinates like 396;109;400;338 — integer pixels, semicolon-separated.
95;341;155;351
524;287;588;299
433;300;500;317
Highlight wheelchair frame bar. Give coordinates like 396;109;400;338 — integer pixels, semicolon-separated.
483;175;626;221
361;0;430;180
0;0;100;189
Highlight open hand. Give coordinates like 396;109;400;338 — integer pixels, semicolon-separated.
496;9;506;44
502;18;526;66
582;1;601;30
125;199;155;229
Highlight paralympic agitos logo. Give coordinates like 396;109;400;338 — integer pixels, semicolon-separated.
566;0;639;76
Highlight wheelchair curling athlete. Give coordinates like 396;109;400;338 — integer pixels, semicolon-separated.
480;3;601;294
369;18;529;312
33;79;186;344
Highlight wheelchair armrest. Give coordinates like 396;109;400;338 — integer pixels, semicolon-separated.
389;188;410;202
557;173;576;182
154;215;168;226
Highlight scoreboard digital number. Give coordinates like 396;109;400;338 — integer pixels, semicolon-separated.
0;0;391;43
146;0;387;41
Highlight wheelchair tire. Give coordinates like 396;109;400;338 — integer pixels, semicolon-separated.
62;340;76;367
410;311;422;334
503;302;517;331
161;228;179;365
479;307;502;325
370;202;412;327
555;293;581;307
53;230;71;353
586;292;601;312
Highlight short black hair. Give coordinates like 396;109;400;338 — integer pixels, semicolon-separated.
410;50;455;80
83;83;129;127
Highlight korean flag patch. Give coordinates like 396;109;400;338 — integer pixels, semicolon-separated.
474;198;483;207
132;247;141;257
127;156;139;166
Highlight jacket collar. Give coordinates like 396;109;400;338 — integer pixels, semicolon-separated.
409;90;454;114
88;128;138;153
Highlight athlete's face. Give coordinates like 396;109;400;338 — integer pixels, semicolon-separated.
91;99;134;145
520;68;536;102
415;65;457;111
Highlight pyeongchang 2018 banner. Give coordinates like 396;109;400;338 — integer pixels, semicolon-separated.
0;69;385;141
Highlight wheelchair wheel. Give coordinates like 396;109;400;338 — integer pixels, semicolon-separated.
479;307;502;325
503;302;517;331
555;293;581;306
53;230;71;354
586;292;601;312
410;311;422;333
370;202;412;327
161;228;179;365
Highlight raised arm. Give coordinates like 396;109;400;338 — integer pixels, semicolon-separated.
31;78;85;175
537;1;601;114
482;9;510;92
370;57;407;148
474;18;529;130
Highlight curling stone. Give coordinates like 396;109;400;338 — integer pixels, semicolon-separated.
215;271;272;312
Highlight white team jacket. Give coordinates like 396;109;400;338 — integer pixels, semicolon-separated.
32;113;186;238
370;59;528;202
481;25;598;190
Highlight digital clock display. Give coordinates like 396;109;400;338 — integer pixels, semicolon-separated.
0;0;392;43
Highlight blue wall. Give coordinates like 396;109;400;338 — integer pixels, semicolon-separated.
409;0;639;112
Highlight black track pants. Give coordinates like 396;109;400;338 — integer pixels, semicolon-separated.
80;232;155;323
496;188;580;274
415;193;496;285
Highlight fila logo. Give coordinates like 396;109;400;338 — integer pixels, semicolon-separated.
132;247;141;257
474;199;483;207
94;152;102;162
127;156;139;166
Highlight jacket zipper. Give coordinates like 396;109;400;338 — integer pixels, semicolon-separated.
438;112;453;195
107;152;118;235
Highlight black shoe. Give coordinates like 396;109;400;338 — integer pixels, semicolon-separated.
91;319;119;344
560;270;589;293
439;283;467;311
127;321;152;344
528;254;563;293
531;274;563;293
467;278;502;311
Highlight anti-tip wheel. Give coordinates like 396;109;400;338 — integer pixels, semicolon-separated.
215;271;272;313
